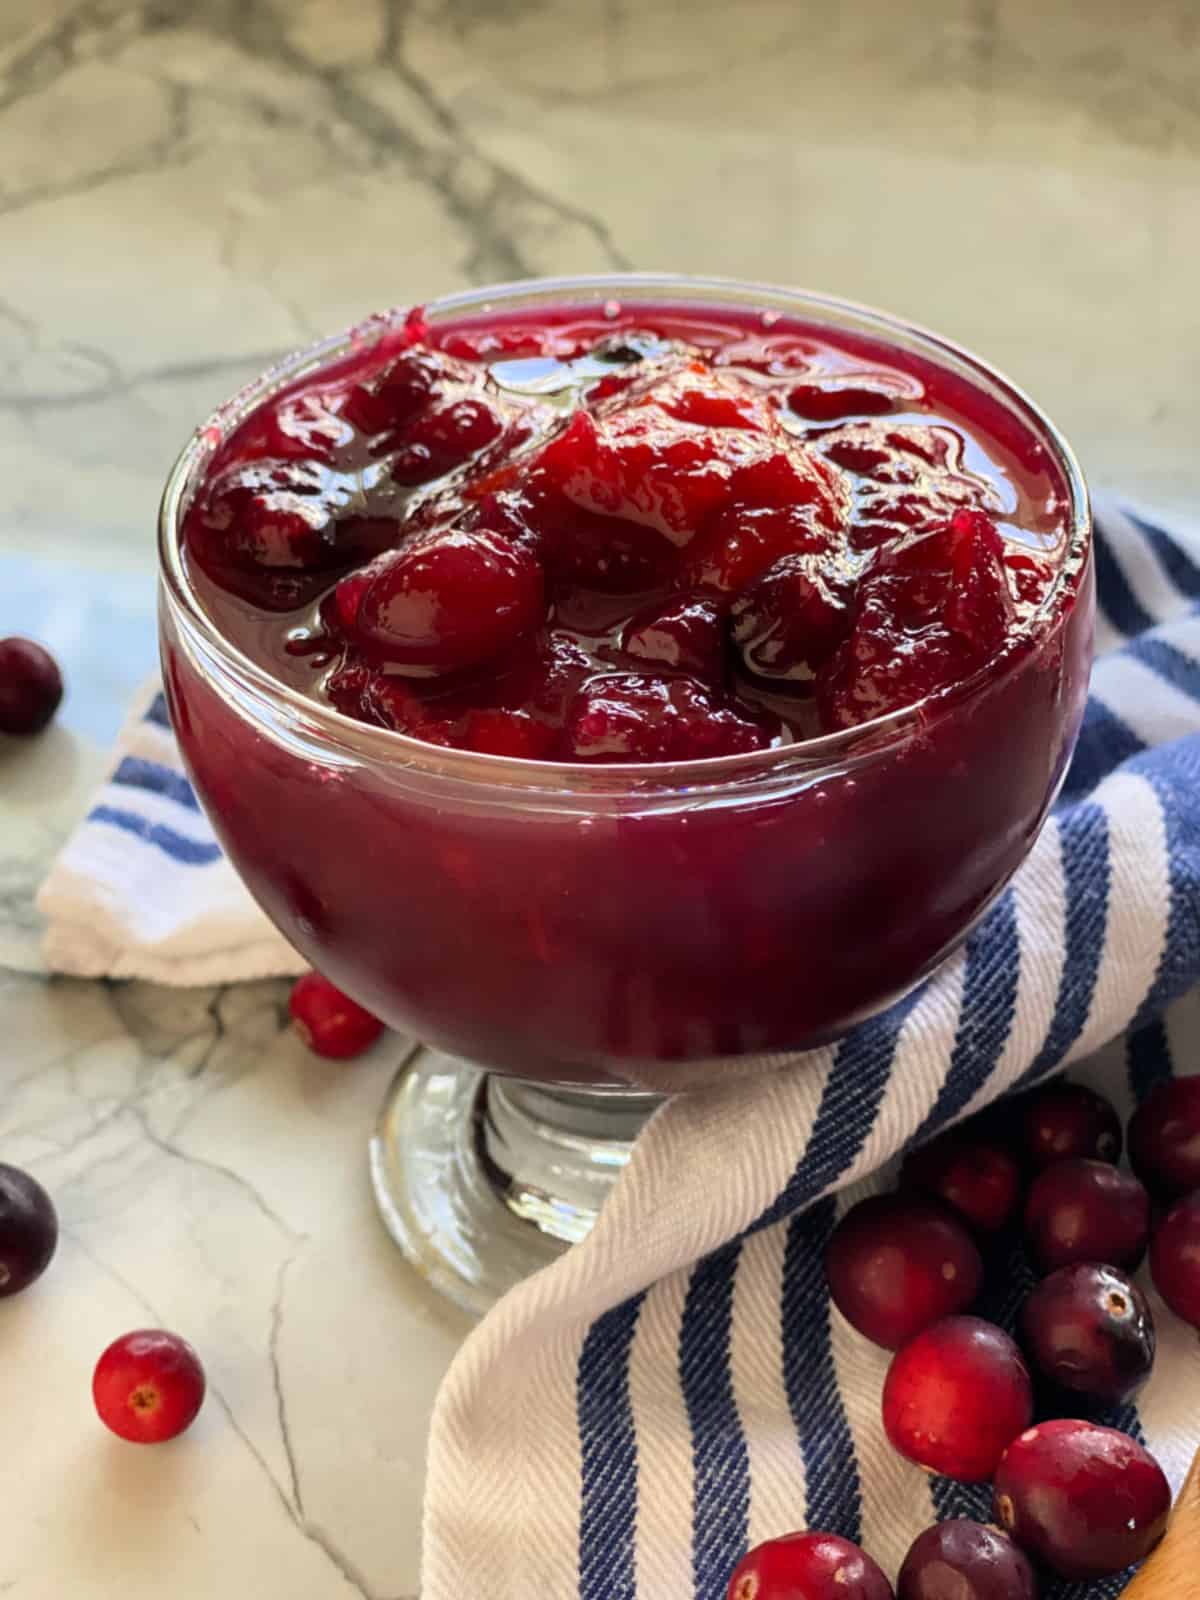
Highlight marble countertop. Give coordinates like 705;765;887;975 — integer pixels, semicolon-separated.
0;2;1197;1595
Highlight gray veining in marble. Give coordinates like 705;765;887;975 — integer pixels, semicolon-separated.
0;2;1197;1595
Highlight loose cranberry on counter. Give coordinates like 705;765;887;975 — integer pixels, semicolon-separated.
1022;1158;1150;1274
726;1531;894;1600
0;1162;58;1297
824;1195;983;1350
289;972;385;1059
0;637;64;735
896;1520;1037;1600
1149;1191;1200;1328
1019;1081;1122;1169
93;1329;206;1444
993;1420;1171;1579
900;1128;1023;1233
1018;1263;1155;1403
1129;1077;1200;1201
882;1316;1033;1482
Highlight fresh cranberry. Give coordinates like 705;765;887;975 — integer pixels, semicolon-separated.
730;552;854;678
1148;1191;1200;1327
896;1521;1036;1600
1129;1077;1200;1201
1018;1263;1155;1403
882;1316;1033;1481
562;673;771;762
993;1420;1171;1579
726;1531;894;1600
621;596;725;682
1023;1158;1150;1274
824;1195;983;1350
0;637;64;736
93;1329;206;1444
0;1162;58;1296
900;1128;1023;1233
354;529;544;671
1019;1080;1122;1169
288;971;384;1059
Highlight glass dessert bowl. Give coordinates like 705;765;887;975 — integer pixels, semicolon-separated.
158;274;1094;1313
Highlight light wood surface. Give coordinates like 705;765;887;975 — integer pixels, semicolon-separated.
1124;1444;1200;1600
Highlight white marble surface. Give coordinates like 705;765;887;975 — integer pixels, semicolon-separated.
0;1;1198;1595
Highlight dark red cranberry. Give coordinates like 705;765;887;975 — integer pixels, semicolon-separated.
93;1329;206;1443
1018;1263;1155;1403
900;1128;1023;1233
341;346;446;435
1020;1081;1122;1169
680;503;830;596
406;396;504;469
1023;1158;1150;1274
726;1531;894;1600
562;672;771;763
882;1316;1033;1482
0;638;64;736
621;596;725;683
1129;1077;1200;1201
462;708;556;759
896;1520;1036;1600
825;1196;984;1351
288;972;384;1059
0;1162;58;1296
788;382;897;422
730;552;854;678
993;1420;1171;1579
1149;1191;1200;1327
355;529;544;671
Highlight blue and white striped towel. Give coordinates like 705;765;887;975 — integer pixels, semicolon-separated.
38;498;1200;1599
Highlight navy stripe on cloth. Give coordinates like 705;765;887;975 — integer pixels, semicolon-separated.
1060;699;1144;804
1093;523;1156;637
88;804;223;865
679;1242;750;1600
753;987;925;1234
578;1292;645;1600
1126;509;1200;598
112;755;200;811
782;1197;860;1540
144;692;172;728
1128;631;1200;703
1128;737;1200;1031
1127;1016;1173;1103
1016;802;1111;1088
910;888;1020;1146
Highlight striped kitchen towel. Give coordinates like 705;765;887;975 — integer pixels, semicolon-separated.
35;498;1200;1598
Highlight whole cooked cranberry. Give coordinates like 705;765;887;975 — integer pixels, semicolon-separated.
993;1420;1171;1579
621;596;725;683
1149;1191;1200;1327
882;1316;1033;1481
355;529;544;671
0;638;64;735
726;1531;894;1600
900;1128;1023;1233
341;345;451;435
93;1329;206;1443
1018;1263;1155;1403
896;1520;1036;1600
731;552;854;678
1023;1158;1150;1274
562;672;771;762
825;1195;983;1350
1129;1077;1200;1201
289;972;385;1059
1020;1081;1122;1169
0;1162;58;1296
404;396;504;472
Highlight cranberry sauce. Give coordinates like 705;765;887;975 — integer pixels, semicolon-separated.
182;302;1073;765
164;296;1091;1083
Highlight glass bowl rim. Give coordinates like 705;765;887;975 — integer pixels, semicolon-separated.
158;271;1092;797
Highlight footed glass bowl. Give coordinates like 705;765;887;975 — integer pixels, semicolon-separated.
158;275;1094;1312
